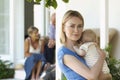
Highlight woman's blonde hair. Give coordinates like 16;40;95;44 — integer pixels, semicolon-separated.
60;10;84;44
27;26;39;36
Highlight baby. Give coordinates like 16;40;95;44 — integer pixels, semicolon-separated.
73;29;110;74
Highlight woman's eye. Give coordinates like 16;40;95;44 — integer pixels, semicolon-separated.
78;25;83;28
70;25;75;28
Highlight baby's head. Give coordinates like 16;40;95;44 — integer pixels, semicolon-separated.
81;29;97;43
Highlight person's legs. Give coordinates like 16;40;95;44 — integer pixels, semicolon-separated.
44;44;55;64
36;61;42;79
31;66;36;80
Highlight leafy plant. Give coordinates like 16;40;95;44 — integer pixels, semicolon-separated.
26;0;69;9
105;44;112;54
106;57;120;80
105;44;120;80
0;59;15;79
61;73;67;80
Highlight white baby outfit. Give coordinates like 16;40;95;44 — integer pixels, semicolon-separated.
79;42;110;74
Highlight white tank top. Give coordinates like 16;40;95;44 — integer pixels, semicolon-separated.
28;38;41;54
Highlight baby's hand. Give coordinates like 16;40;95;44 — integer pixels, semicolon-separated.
73;46;86;56
73;46;79;51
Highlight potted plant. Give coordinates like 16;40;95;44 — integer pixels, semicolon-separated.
0;59;15;79
105;44;120;80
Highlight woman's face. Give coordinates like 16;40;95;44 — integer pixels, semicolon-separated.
63;17;83;41
30;30;40;40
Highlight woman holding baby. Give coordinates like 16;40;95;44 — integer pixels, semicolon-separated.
57;10;112;80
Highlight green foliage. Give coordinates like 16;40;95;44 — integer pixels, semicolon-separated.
45;0;57;9
0;59;15;79
62;0;69;3
106;57;120;80
26;0;69;9
105;44;120;80
61;73;67;80
104;44;112;53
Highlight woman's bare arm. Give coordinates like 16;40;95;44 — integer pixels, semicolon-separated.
64;48;105;80
24;39;31;57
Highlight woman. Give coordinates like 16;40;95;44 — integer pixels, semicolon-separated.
24;26;46;80
57;10;112;80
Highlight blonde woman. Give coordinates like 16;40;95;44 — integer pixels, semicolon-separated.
57;10;112;80
24;26;46;80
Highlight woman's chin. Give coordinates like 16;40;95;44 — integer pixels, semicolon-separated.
72;37;80;41
71;39;79;42
35;37;39;40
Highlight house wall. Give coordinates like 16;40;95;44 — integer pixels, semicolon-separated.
56;1;120;80
56;0;120;60
109;0;120;59
13;0;24;63
0;0;24;65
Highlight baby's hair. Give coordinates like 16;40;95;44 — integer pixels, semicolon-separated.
81;29;97;43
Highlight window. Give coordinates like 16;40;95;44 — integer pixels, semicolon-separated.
0;0;10;54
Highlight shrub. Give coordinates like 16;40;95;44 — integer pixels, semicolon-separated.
0;59;15;79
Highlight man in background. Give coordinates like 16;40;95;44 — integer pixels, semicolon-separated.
44;13;56;66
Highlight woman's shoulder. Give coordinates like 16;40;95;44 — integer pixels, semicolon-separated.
57;46;75;57
58;46;69;52
57;46;67;62
25;37;30;41
58;46;65;54
25;37;30;43
57;46;66;55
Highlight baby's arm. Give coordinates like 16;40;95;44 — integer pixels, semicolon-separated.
73;46;86;56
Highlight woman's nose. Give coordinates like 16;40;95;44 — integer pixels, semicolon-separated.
74;27;79;32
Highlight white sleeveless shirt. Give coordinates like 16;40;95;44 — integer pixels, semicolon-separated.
28;38;41;54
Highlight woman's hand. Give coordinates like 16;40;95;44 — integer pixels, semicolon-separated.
96;47;106;60
98;72;112;80
25;53;32;57
48;39;55;48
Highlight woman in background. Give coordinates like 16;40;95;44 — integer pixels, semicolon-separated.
24;26;46;80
